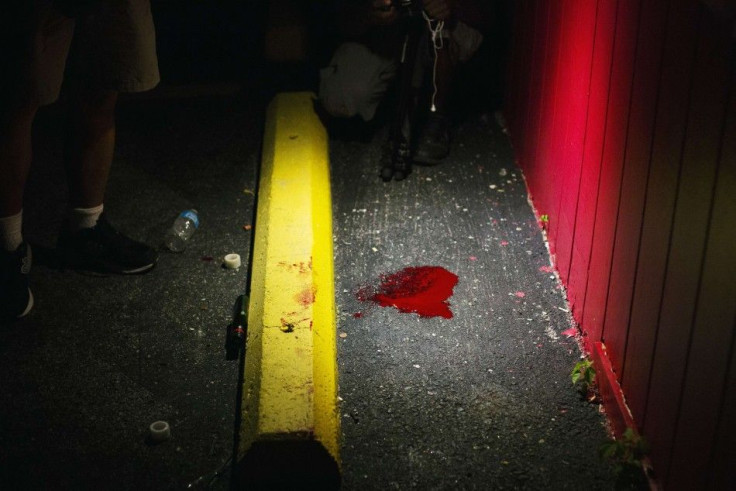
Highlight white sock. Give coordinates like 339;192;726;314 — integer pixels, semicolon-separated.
68;204;104;230
0;210;24;252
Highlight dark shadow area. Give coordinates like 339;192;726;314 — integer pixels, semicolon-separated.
235;440;341;490
151;1;263;87
0;90;261;490
256;1;513;119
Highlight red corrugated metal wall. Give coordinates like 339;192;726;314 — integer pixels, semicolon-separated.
504;0;735;488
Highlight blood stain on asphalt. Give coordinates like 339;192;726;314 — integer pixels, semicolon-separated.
356;266;459;319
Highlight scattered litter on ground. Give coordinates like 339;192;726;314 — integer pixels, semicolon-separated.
545;326;559;341
223;253;241;269
148;421;171;443
562;328;578;338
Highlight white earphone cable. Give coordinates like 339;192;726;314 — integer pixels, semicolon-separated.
422;11;444;113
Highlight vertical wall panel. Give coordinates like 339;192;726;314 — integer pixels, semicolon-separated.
709;87;736;485
521;1;554;182
623;0;699;426
527;1;564;242
504;0;736;484
581;0;641;346
538;0;570;257
505;0;532;144
644;5;730;482
517;0;543;163
601;0;668;379
566;0;619;330
711;315;736;489
666;16;734;487
549;0;598;286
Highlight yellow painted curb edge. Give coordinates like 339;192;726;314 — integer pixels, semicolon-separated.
235;92;340;488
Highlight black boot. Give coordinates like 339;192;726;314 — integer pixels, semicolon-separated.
413;113;450;165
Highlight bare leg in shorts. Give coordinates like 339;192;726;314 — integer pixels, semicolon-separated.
63;88;119;209
0;88;119;217
0;100;37;219
1;0;160;320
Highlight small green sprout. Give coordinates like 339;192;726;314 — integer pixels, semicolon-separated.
599;428;651;488
599;428;649;464
571;358;596;387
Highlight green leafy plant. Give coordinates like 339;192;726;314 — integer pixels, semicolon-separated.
599;428;649;465
539;214;549;229
599;428;651;489
571;358;596;387
571;358;598;403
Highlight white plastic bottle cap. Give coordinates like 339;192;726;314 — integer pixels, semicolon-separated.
149;420;171;442
224;253;242;269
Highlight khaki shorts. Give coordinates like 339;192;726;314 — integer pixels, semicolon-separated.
319;21;483;121
2;0;160;107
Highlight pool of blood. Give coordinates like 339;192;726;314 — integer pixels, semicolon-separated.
357;266;459;318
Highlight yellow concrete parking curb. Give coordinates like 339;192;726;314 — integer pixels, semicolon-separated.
235;92;340;489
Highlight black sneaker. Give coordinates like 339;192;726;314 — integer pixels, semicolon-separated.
1;242;34;321
413;113;451;165
57;214;158;274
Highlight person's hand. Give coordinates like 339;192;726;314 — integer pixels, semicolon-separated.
423;0;454;21
368;0;398;26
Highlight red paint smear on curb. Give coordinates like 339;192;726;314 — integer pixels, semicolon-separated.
358;266;459;319
296;287;316;307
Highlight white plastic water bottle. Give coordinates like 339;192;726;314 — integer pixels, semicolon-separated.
164;209;200;252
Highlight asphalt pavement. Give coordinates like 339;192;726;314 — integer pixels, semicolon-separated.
0;89;619;489
330;113;618;490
